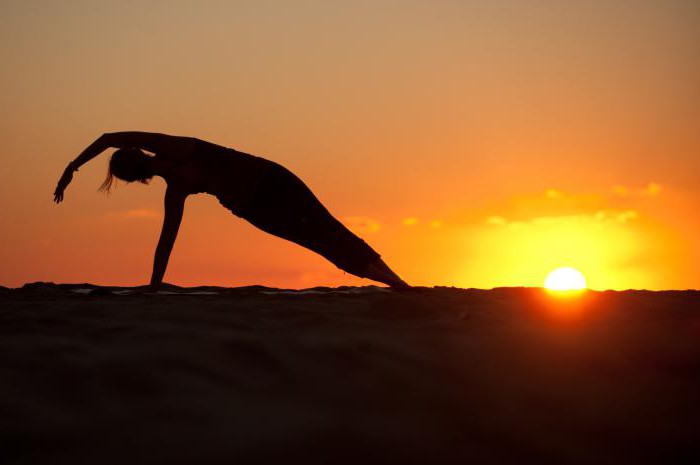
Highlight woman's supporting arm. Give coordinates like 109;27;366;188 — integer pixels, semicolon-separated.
150;187;187;288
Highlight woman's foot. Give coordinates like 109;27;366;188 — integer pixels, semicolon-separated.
361;258;411;289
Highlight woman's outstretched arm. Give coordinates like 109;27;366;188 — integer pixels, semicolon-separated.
72;132;178;168
150;187;187;288
53;133;112;203
53;132;182;203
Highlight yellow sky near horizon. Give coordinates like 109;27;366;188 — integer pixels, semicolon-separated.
1;0;698;290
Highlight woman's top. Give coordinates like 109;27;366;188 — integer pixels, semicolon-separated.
187;138;278;217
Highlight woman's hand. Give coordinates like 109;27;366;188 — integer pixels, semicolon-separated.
53;164;76;203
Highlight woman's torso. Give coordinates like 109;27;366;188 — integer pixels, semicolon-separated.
163;138;278;215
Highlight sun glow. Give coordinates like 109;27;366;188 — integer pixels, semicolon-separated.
544;267;587;291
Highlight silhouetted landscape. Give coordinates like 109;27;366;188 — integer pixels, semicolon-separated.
1;284;698;464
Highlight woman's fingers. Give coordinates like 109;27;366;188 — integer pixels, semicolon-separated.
52;167;72;203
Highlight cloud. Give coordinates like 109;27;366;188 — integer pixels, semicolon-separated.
645;182;662;196
477;182;664;230
400;217;443;228
612;182;662;197
486;209;640;229
343;216;381;233
104;209;160;220
122;209;160;219
485;215;507;226
614;210;639;223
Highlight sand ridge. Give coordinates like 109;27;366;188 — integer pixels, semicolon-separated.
1;283;698;464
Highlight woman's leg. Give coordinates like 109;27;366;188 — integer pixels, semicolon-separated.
242;164;409;288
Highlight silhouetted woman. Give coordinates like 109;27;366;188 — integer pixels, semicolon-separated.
53;132;409;289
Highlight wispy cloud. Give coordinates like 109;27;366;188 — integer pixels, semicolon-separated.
485;215;507;226
486;209;640;228
343;216;381;233
104;209;160;220
400;217;443;228
122;209;159;219
612;182;662;197
479;182;662;228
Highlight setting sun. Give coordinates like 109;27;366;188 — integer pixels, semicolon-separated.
544;267;587;291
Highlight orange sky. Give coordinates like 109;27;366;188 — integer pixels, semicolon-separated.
1;1;698;290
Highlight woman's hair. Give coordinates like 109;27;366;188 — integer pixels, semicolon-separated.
99;148;154;193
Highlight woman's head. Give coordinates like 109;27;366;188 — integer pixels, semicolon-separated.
99;148;154;192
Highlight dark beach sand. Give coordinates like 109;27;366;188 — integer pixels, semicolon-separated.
1;283;698;465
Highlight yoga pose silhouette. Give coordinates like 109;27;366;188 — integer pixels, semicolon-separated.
53;132;409;289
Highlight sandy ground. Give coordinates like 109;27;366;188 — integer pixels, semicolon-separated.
0;283;698;465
